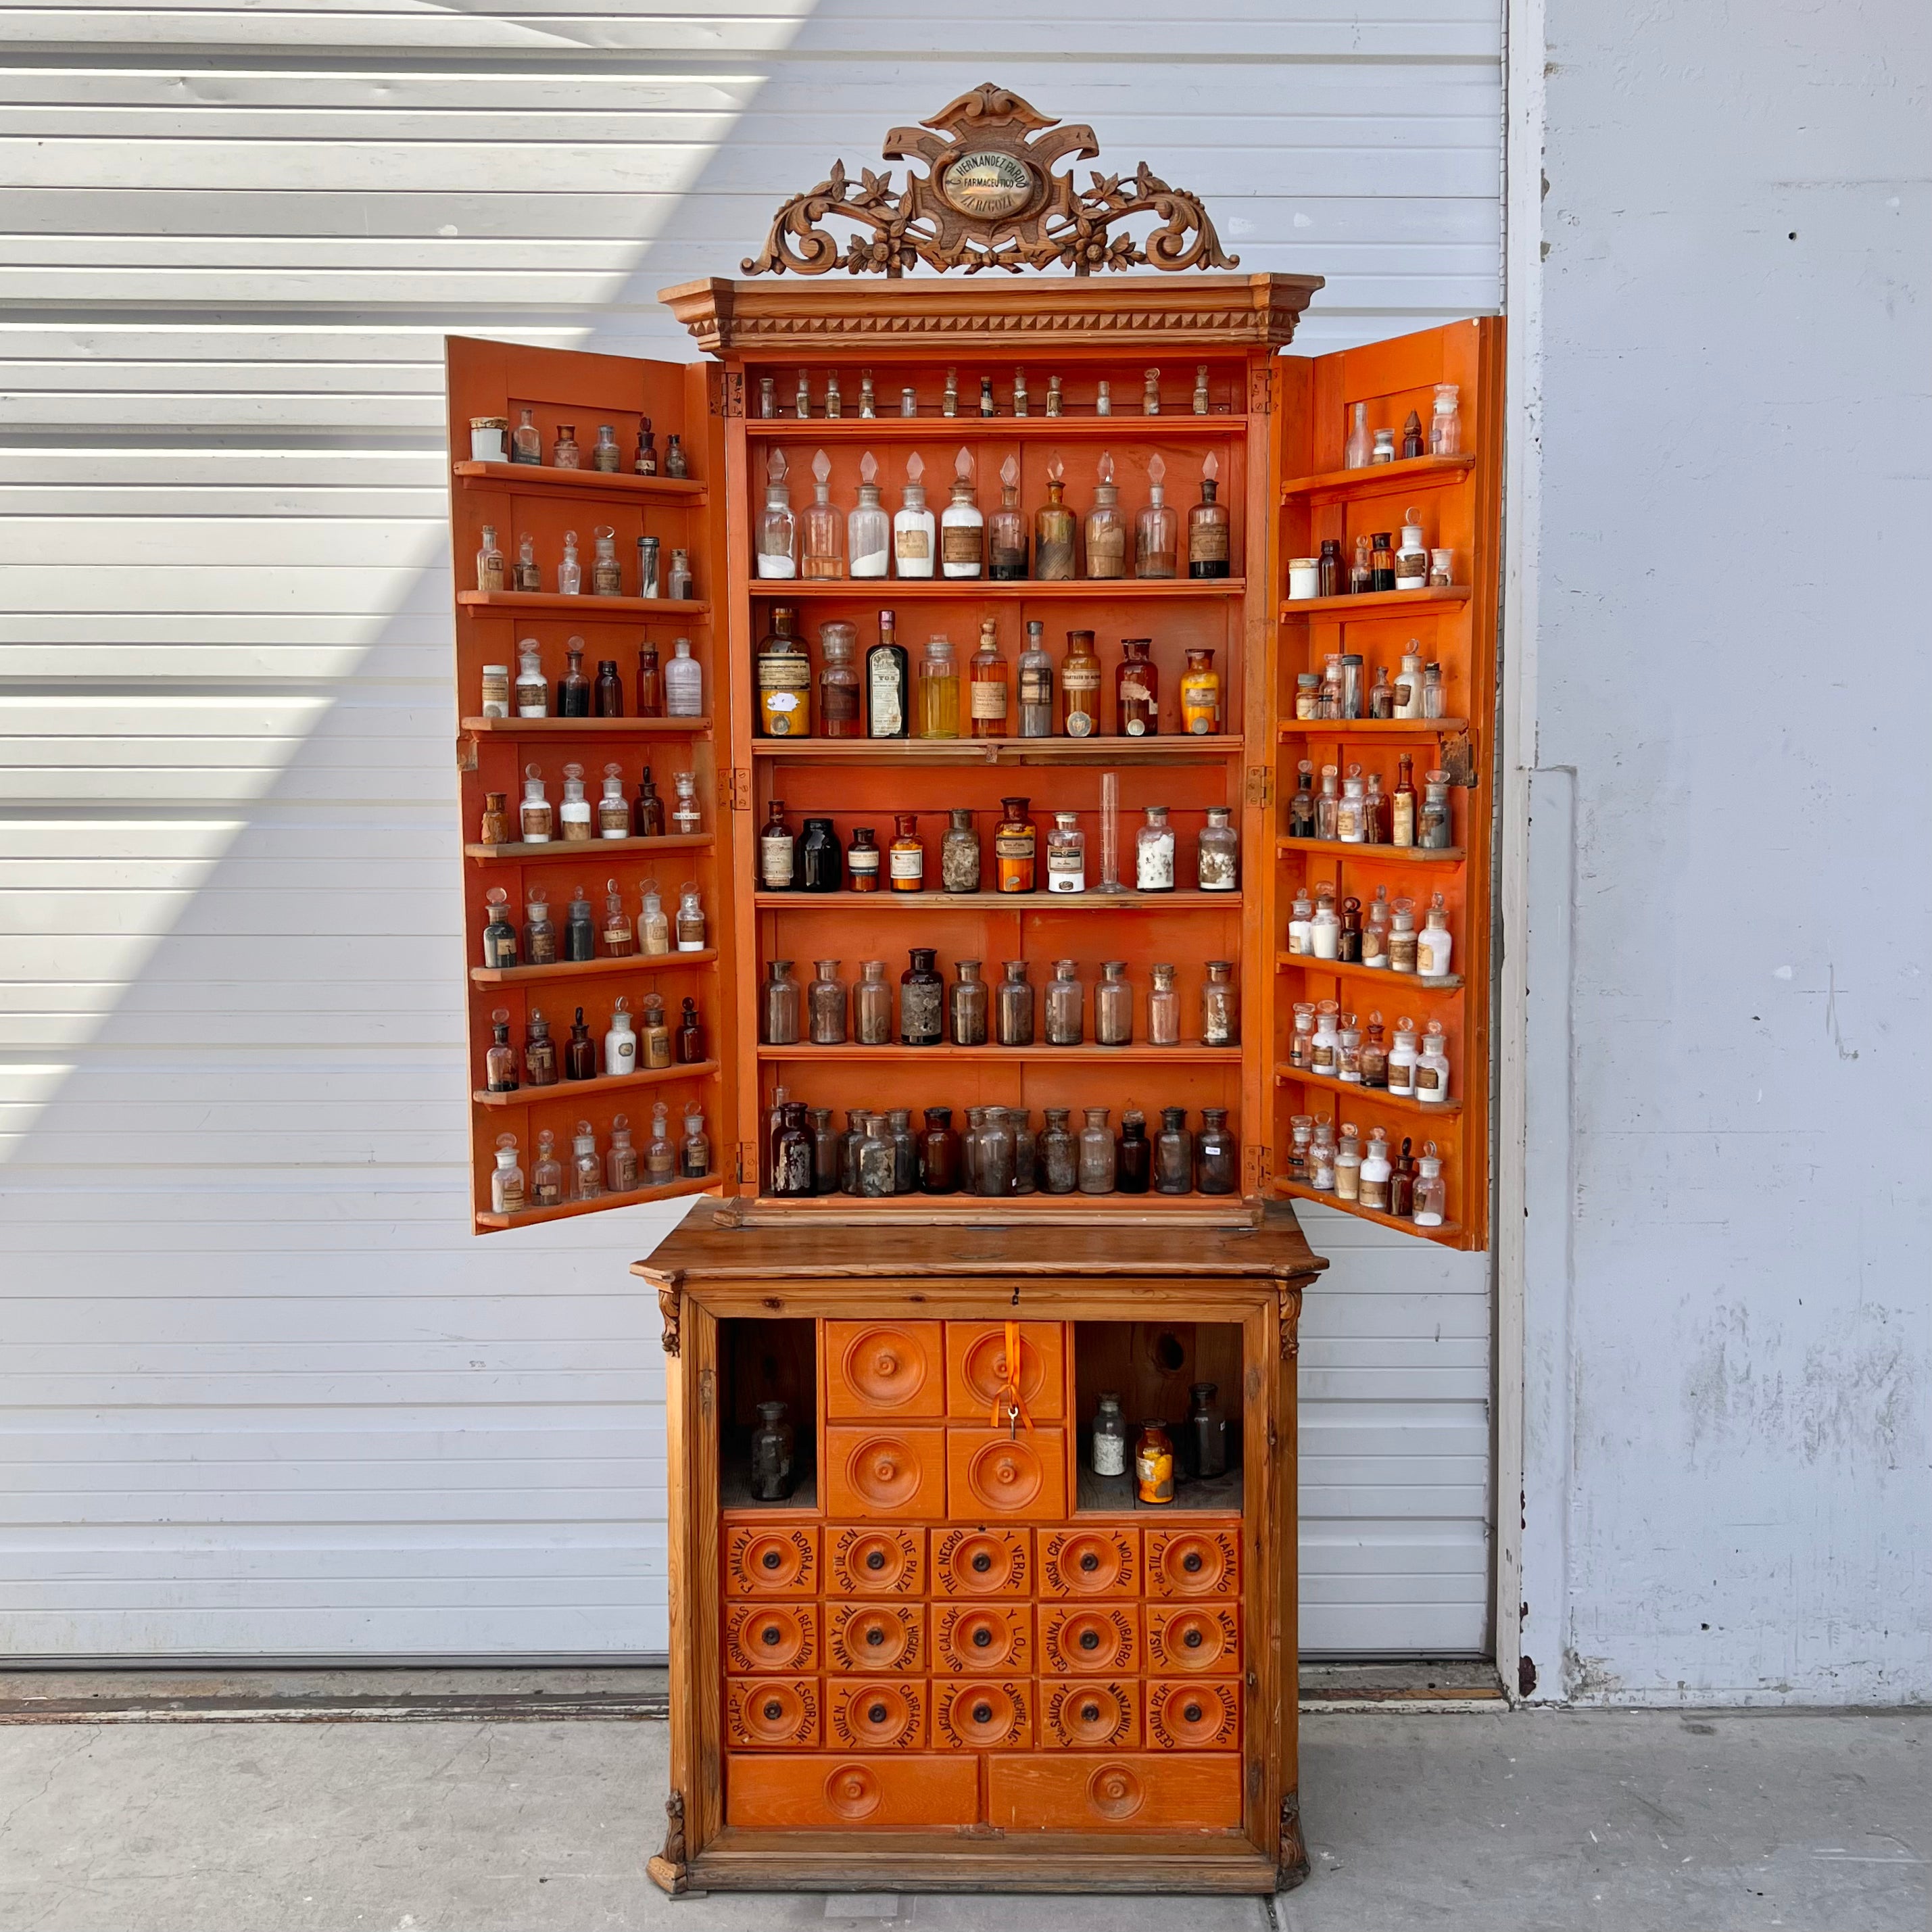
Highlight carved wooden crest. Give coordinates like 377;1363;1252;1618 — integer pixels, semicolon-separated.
743;83;1238;279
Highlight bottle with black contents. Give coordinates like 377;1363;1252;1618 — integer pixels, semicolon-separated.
564;1007;596;1082
675;996;705;1065
557;640;591;718
1370;531;1397;593
1117;1111;1151;1194
633;767;665;839
1187;1380;1228;1480
1194;1107;1238;1194
898;946;943;1046
798;816;842;892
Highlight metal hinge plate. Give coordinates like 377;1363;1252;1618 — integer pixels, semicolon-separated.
725;767;754;811
735;1142;757;1186
1244;1144;1273;1192
715;370;744;418
1440;729;1478;789
1244;765;1274;808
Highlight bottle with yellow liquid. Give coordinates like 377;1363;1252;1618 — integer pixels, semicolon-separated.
917;634;961;739
1179;646;1222;735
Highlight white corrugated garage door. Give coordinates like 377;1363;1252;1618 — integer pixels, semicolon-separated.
0;7;1499;1659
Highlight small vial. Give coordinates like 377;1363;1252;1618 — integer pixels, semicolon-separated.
1045;374;1063;417
570;1119;601;1200
680;1109;710;1180
531;1128;564;1206
675;883;705;951
485;1007;517;1092
490;1132;525;1214
605;1113;639;1193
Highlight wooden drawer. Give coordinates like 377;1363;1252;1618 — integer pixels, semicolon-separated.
824;1600;925;1674
944;1321;1066;1422
1038;1678;1140;1750
825;1677;926;1751
824;1424;945;1519
1146;1677;1240;1752
826;1320;944;1420
726;1754;979;1831
1038;1526;1138;1598
1144;1602;1241;1676
827;1524;924;1597
946;1426;1067;1520
723;1521;818;1597
1038;1601;1140;1676
986;1754;1244;1832
931;1525;1030;1597
724;1601;818;1676
930;1679;1032;1751
725;1676;820;1750
932;1600;1032;1676
1144;1525;1240;1598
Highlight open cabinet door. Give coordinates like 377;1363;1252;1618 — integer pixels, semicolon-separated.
446;338;738;1232
1268;320;1503;1249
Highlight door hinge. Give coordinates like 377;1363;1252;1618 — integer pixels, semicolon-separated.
735;1142;758;1187
1244;1144;1273;1193
715;370;744;418
1244;765;1274;808
1247;364;1274;416
1440;729;1479;789
723;767;754;811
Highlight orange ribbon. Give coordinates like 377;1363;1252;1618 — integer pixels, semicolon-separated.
988;1318;1035;1436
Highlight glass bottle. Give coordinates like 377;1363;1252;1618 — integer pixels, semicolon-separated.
556;529;581;596
1309;886;1341;961
866;608;908;738
1339;894;1363;964
917;635;959;739
1286;761;1317;840
662;637;702;717
1411;892;1454;982
1084;452;1126;579
636;879;670;956
919;1107;961;1194
995;961;1034;1046
1094;961;1133;1046
1310;998;1341;1078
1308;1117;1336;1191
994;796;1035;892
556;1007;591;1082
490;1132;526;1215
1370;530;1397;592
754;604;811;739
1188;450;1231;578
1009;1109;1036;1194
969;617;1009;737
1315;763;1341;842
1336;766;1367;844
637;1103;672;1189
1201;960;1238;1048
1357;1128;1393;1213
508;885;550;967
1195;1107;1238;1194
846;826;881;892
1285;1113;1313;1182
1116;1111;1151;1194
637;991;671;1071
594;655;625;717
898;946;942;1046
1044;374;1063;418
1034;457;1076;580
560;887;591;964
769;1103;811;1197
1015;621;1054;735
510;407;541;466
1399;410;1424;462
848;451;890;577
1414;1142;1447;1226
1348;534;1372;596
1388;897;1419;973
1138;961;1178;1046
1334;1123;1362;1203
558;761;591;842
668;770;701;840
748;1401;796;1499
940;808;980;893
1416;1019;1451;1103
512;531;539;594
798;816;841;892
856;1113;894;1197
1287;1000;1315;1070
555;641;589;719
480;886;519;971
1037;1107;1076;1193
894;452;935;578
1059;629;1102;738
988;455;1027;579
854;370;875;420
940;448;984;579
1078;1107;1115;1192
634;640;661;719
680;1107;709;1180
1285;888;1313;957
948;959;988;1045
1395;508;1428;589
475;523;505;591
601;1111;640;1194
1012;369;1030;418
794;370;811;420
588;877;627;959
674;883;704;951
1391;753;1418;848
633;418;658;475
566;1117;600;1201
1188;1380;1228;1480
514;641;546;717
1179;648;1221;737
802;449;844;579
485;1007;518;1092
824;374;842;420
1096;381;1113;416
1361;1011;1389;1088
900;387;917;418
853;961;892;1044
545;422;578;469
886;1107;917;1194
1420;768;1453;848
525;1126;562;1207
1337;1010;1363;1082
976;1108;1016;1197
888;812;923;892
1370;429;1397;466
1044;960;1085;1046
1430;548;1455;588
1197;805;1238;891
1046;812;1085;894
817;621;861;737
1344;401;1372;470
805;1106;838;1193
1116;636;1159;737
1387;1017;1420;1098
589;525;621;598
663;435;687;481
1311;537;1341;601
1091;1393;1128;1476
1421;665;1445;721
518;764;552;843
1154;1107;1192;1194
1134;452;1178;577
760;959;800;1046
1136;804;1176;891
1430;383;1462;456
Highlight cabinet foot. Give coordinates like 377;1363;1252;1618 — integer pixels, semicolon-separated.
1276;1790;1310;1891
650;1791;691;1895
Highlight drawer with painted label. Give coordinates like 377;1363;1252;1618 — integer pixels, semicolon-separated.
725;1675;820;1750
825;1677;926;1751
824;1599;925;1674
723;1601;819;1676
1038;1526;1138;1598
931;1524;1030;1597
932;1599;1032;1675
826;1524;925;1597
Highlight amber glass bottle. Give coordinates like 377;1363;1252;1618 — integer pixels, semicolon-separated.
754;604;812;738
1059;629;1102;738
969;617;1009;739
994;796;1036;893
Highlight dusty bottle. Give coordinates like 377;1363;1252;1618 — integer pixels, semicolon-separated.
479;789;510;846
948;959;989;1046
898;946;943;1046
856;1113;894;1197
519;888;555;966
994;796;1035;892
1085;453;1127;579
1197;805;1238;890
603;1111;640;1194
1188;452;1231;577
1135;453;1178;577
1136;804;1176;891
770;1107;812;1199
1059;629;1102;738
1154;1107;1192;1194
975;1108;1016;1197
1044;960;1085;1046
633;418;657;475
805;960;846;1045
750;1400;797;1497
940;808;980;892
1147;962;1180;1045
568;1118;600;1201
801;449;844;579
1286;761;1317;840
919;1107;961;1194
887;1107;917;1194
589;525;622;598
1036;1108;1076;1193
1095;961;1133;1046
1034;457;1076;580
1078;1107;1115;1192
853;961;892;1044
1091;1393;1128;1476
817;621;861;738
514;532;540;593
888;813;923;892
1194;1107;1238;1194
644;1105;675;1189
485;1007;518;1092
806;1107;839;1193
1116;636;1159;737
587;414;617;466
940;447;984;579
760;960;800;1046
969;617;1009;737
989;455;1027;579
1201;959;1238;1047
529;1126;563;1207
663;436;687;481
754;604;811;738
475;523;506;591
995;960;1034;1046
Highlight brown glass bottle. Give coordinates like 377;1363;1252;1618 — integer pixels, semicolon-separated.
634;642;661;718
994;796;1036;892
899;946;943;1046
633;769;665;839
919;1107;961;1194
564;1007;596;1082
1059;629;1102;738
847;826;882;891
888;813;923;892
676;996;704;1064
594;658;624;717
755;604;812;738
1115;637;1159;738
1195;1106;1238;1194
1117;1111;1151;1194
1370;531;1397;593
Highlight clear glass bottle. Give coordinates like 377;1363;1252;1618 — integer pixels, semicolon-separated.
1336;765;1368;844
1084;452;1126;579
1420;767;1453;848
917;636;959;740
667;770;701;840
1391;753;1418;848
1116;635;1159;737
510;407;541;466
1034;457;1076;580
1134;452;1178;577
1345;400;1372;470
1334;1123;1363;1203
1059;628;1101;738
802;449;844;579
556;760;590;842
750;1401;796;1498
1413;1141;1447;1226
1095;380;1113;417
513;531;540;593
856;1112;894;1197
518;888;554;966
1188;450;1230;577
1285;887;1313;957
900;387;917;419
1418;890;1455;978
898;946;942;1046
1388;896;1419;973
518;763;552;843
989;454;1027;579
521;1126;560;1207
824;374;842;420
1038;1107;1077;1193
794;370;811;420
1286;763;1316;841
1044;959;1085;1046
1154;1107;1192;1194
888;812;923;891
485;1007;518;1092
1201;959;1238;1047
514;641;546;717
1015;620;1054;735
940;808;980;893
604;1111;640;1193
1195;1107;1238;1194
662;637;702;717
1315;763;1341;842
761;959;800;1046
1416;1019;1451;1103
585;525;619;598
856;369;875;420
1046;812;1085;893
475;523;506;591
635;879;669;956
1094;961;1133;1046
1349;533;1372;596
1387;1017;1420;1098
593;877;629;959
1285;1113;1314;1182
1307;1117;1336;1191
756;448;796;579
1197;805;1238;890
594;763;628;840
568;1118;600;1200
679;1107;709;1180
1192;364;1210;415
1429;384;1462;456
1287;1000;1315;1070
1309;886;1341;962
641;1103;673;1189
995;960;1034;1046
894;452;935;579
805;960;846;1044
848;450;890;578
1044;374;1063;418
817;621;861;738
1370;428;1397;466
1091;1393;1128;1476
1012;369;1029;417
1142;961;1179;1045
940;447;984;579
948;959;988;1045
675;882;705;951
994;795;1034;893
976;1108;1015;1197
1337;1010;1363;1082
853;961;892;1044
1010;1108;1036;1194
664;436;687;482
1310;998;1342;1078
490;1131;526;1214
969;617;1009;738
549;529;578;597
1136;804;1176;891
1078;1107;1115;1193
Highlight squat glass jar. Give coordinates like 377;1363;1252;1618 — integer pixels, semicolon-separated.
806;960;847;1044
1078;1107;1116;1193
948;959;989;1045
1044;960;1086;1046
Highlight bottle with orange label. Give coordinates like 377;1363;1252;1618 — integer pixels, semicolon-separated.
994;796;1036;893
969;617;1009;738
1134;1419;1176;1505
1179;647;1222;735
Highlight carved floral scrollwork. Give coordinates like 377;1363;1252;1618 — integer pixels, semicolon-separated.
742;83;1237;280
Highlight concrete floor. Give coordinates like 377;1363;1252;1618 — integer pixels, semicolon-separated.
0;1709;1921;1932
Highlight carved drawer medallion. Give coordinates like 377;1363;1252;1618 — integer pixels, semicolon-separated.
725;1601;817;1675
829;1428;940;1516
826;1600;924;1674
1146;1526;1239;1597
724;1524;817;1597
725;1675;819;1748
932;1679;1030;1750
934;1601;1031;1674
831;1321;940;1415
1146;1678;1239;1750
1040;1679;1139;1749
1040;1603;1138;1675
948;1321;1063;1419
1146;1602;1240;1674
828;1525;923;1597
933;1526;1030;1597
1039;1526;1137;1597
953;1429;1064;1518
828;1679;925;1750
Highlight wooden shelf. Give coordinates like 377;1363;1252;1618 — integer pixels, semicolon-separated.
464;833;712;862
1274;951;1464;993
754;890;1240;913
1276;719;1466;740
474;1172;716;1230
1274;1066;1463;1117
1076;1465;1244;1516
720;1192;1258;1229
462;715;711;737
453;460;708;505
474;1059;720;1107
754;1044;1238;1065
753;735;1243;764
1277;837;1464;864
1278;586;1470;620
458;590;709;619
756;577;1245;600
470;947;718;987
1274;1178;1459;1239
1278;453;1476;501
744;416;1248;441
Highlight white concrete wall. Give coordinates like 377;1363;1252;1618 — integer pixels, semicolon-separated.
1519;0;1931;1703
